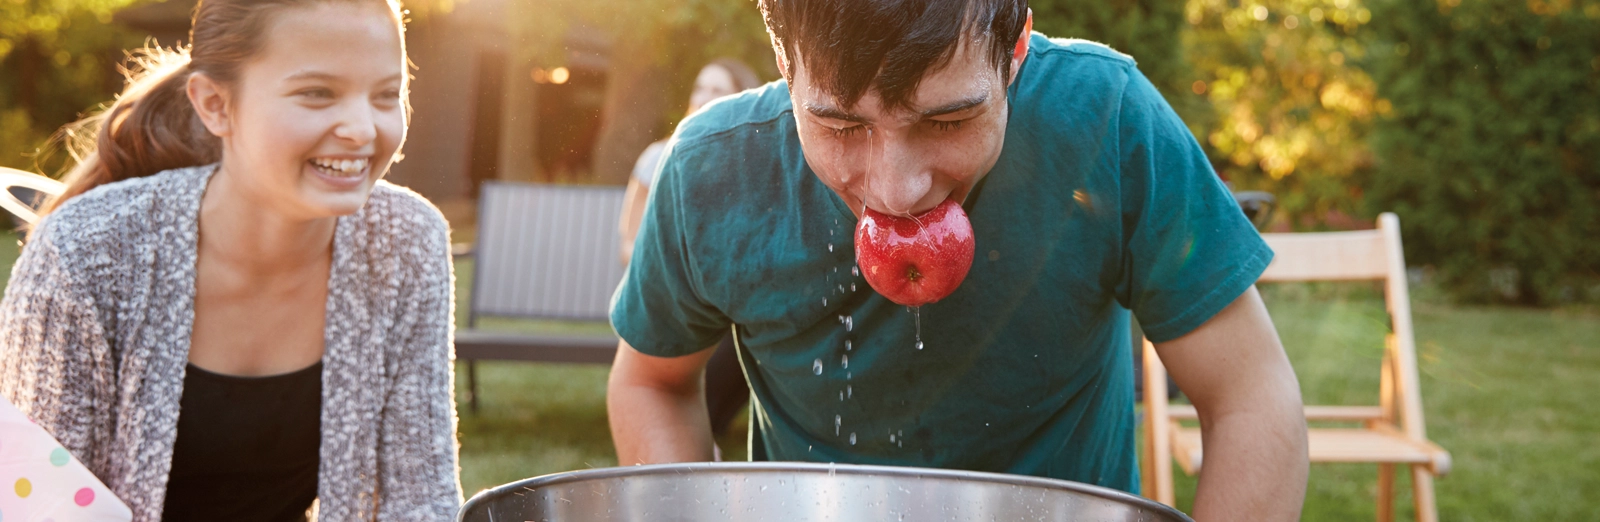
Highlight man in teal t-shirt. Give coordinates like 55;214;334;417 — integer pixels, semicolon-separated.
607;2;1309;519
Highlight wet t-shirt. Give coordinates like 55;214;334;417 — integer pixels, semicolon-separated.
610;34;1273;493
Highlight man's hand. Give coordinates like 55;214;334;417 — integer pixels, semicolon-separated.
1154;286;1309;521
607;339;720;465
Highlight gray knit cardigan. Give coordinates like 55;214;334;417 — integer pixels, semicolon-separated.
0;165;463;521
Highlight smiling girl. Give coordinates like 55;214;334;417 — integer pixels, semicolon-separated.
0;1;461;520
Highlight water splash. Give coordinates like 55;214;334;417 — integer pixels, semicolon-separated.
913;306;923;350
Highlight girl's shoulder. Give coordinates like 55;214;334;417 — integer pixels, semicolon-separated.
33;165;210;264
349;180;452;261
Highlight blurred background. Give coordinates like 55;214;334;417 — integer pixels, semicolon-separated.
2;0;1598;519
2;0;1596;304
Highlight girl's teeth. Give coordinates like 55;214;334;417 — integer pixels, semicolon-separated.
312;158;366;174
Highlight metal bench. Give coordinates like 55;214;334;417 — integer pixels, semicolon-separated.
456;181;625;413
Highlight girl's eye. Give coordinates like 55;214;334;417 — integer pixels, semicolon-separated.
930;119;965;132
829;125;865;138
376;89;402;101
298;88;334;100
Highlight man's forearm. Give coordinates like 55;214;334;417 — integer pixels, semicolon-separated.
1190;403;1309;521
606;342;718;465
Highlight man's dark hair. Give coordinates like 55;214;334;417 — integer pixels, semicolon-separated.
758;0;1029;112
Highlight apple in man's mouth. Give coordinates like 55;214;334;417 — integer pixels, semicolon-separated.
854;198;975;306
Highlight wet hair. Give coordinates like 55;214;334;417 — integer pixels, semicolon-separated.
757;0;1028;112
40;0;406;217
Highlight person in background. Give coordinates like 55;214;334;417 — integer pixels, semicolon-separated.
618;58;765;455
0;0;462;520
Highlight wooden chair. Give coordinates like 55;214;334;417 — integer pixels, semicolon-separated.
456;181;625;412
1141;212;1451;521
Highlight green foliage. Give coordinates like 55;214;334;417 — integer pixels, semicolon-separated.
1183;0;1381;226
1029;0;1198;121
0;0;144;174
1362;0;1600;305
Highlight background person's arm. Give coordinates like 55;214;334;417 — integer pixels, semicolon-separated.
1154;286;1308;521
618;178;649;266
607;339;719;464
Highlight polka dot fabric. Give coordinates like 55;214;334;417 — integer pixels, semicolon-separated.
0;397;131;521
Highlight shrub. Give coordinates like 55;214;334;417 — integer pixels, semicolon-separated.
1362;0;1600;305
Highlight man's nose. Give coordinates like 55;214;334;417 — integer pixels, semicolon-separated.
863;138;934;216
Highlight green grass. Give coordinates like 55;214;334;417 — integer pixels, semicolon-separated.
3;240;1595;517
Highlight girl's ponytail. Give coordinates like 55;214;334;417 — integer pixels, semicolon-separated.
40;47;220;216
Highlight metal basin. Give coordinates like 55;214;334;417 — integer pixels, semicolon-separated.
459;462;1191;522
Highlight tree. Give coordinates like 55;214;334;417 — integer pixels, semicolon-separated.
0;0;144;174
1362;0;1600;304
1182;0;1381;228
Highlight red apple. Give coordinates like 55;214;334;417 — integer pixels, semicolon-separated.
854;198;975;306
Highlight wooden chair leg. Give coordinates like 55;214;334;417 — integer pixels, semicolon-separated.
1376;463;1394;522
1411;465;1438;522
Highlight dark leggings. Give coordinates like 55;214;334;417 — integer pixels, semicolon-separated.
703;333;749;437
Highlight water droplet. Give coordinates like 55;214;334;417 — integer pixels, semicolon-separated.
813;359;823;375
847;385;852;398
849;432;857;445
822;298;828;306
851;283;857;291
838;315;845;323
852;266;860;277
847;371;852;380
839;391;844;401
889;433;896;443
828;244;834;252
845;316;853;331
845;340;852;351
835;414;842;435
912;306;923;350
841;354;849;369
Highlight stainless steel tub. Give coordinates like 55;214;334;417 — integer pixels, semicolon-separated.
458;462;1191;522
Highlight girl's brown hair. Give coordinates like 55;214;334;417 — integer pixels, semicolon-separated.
42;0;405;216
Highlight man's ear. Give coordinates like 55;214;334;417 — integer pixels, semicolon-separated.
1008;9;1033;87
187;72;233;138
772;37;791;82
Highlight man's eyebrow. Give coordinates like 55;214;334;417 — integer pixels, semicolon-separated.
919;94;989;118
803;103;870;124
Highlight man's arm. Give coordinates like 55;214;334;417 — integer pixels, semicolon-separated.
1153;286;1308;521
607;338;720;465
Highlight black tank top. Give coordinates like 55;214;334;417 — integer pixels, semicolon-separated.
162;361;322;522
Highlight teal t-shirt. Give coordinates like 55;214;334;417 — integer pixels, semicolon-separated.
610;34;1273;493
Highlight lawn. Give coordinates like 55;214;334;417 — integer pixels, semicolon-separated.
1;238;1594;519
